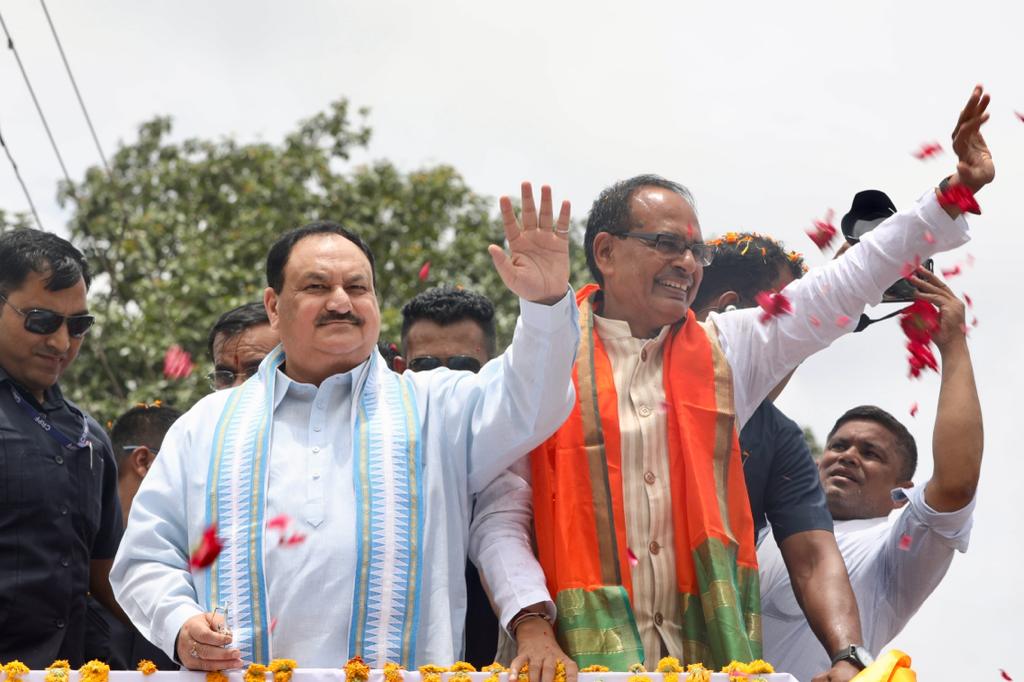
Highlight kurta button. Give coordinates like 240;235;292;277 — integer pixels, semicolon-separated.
641;349;648;361
313;472;320;480
313;426;321;432
644;471;656;485
638;405;652;417
654;612;664;626
55;455;64;465
60;505;68;515
61;557;70;567
649;541;660;555
56;619;65;628
312;447;320;453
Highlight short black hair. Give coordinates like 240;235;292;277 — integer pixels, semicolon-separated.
827;405;918;481
0;228;91;297
266;221;375;293
207;302;271;359
692;232;807;311
400;286;497;358
584;174;696;286
110;404;183;475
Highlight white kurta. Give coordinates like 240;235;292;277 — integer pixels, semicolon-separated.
470;190;971;662
110;292;580;667
758;484;976;682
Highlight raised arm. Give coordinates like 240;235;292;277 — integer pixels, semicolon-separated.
911;268;983;511
713;85;994;426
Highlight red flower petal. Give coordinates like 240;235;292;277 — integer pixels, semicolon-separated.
190;524;223;569
627;547;639;567
909;402;919;417
270;617;279;634
972;316;979;327
163;344;194;380
911;142;943;160
805;209;837;251
1016;111;1024;123
923;230;936;245
283;532;307;546
898;534;913;550
937;183;981;214
267;514;291;532
418;261;431;282
1000;669;1013;681
835;315;851;327
963;293;973;308
756;291;793;324
941;265;962;278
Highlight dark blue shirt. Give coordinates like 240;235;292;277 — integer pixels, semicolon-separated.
0;367;122;667
740;401;832;545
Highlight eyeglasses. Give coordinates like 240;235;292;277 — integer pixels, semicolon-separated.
618;232;716;266
407;356;483;373
0;293;95;338
207;367;259;391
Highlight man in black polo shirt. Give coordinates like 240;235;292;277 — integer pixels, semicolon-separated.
0;229;123;667
693;232;866;681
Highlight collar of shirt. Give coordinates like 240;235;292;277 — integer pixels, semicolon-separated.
592;313;671;349
0;363;67;411
272;357;369;410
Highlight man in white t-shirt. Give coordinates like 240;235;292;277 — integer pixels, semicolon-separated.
758;267;983;682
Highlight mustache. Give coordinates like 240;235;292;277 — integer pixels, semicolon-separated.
315;311;364;326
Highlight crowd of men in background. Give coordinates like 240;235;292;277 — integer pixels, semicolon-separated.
0;86;991;682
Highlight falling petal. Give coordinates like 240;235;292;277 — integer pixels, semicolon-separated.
972;317;979;327
283;532;307;546
189;525;223;569
909;402;919;417
1016;112;1024;123
418;261;431;282
756;291;793;324
163;344;194;380
270;617;278;634
898;534;913;550
267;514;291;532
627;547;639;567
923;230;936;245
835;315;851;327
806;209;838;251
808;315;821;327
966;253;976;267
911;141;943;160
941;265;962;278
1000;669;1013;681
937;184;981;214
963;293;973;308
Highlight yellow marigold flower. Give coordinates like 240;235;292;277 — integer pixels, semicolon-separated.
628;663;647;673
552;661;568;682
78;660;110;682
449;662;476;673
44;661;70;682
244;663;268;682
656;657;682;673
206;672;229;682
579;666;609;673
481;664;506;673
136;660;157;675
4;661;29;682
418;664;446;682
628;675;650;682
383;662;405;682
516;663;530;682
723;232;740;243
683;663;710;682
719;661;749;674
344;657;371;682
269;659;298;682
743;660;774;674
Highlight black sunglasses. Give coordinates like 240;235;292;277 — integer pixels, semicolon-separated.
0;294;95;338
407;355;482;373
618;232;717;266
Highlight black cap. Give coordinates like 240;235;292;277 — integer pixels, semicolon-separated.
841;190;897;240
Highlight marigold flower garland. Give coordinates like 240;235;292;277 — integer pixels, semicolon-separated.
656;656;683;682
44;660;71;682
449;661;476;682
270;659;299;682
344;657;371;682
244;663;268;682
3;661;29;682
418;664;447;682
384;662;405;682
79;660;110;682
206;671;229;682
136;660;157;675
579;665;609;673
684;664;710;682
481;662;505;682
627;662;649;682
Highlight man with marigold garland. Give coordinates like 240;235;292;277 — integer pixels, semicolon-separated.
757;266;982;682
470;85;993;682
111;182;581;670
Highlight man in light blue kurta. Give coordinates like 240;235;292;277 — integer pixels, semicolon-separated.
110;183;579;670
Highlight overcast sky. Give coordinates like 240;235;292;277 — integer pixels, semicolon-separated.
1;1;1020;678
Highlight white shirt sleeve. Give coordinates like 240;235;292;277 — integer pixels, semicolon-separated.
710;191;971;427
468;459;555;632
420;288;580;494
110;414;205;661
880;483;975;625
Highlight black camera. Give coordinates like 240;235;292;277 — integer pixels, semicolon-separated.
841;190;933;303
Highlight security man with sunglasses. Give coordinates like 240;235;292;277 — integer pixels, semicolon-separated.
0;229;125;667
398;285;499;667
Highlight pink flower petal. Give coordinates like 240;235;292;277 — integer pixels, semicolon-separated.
963;293;973;308
267;514;291;532
911;141;943;160
898;534;913;550
270;617;279;634
418;261;431;282
627;547;639;567
808;315;821;327
835;315;851;327
1000;669;1013;681
941;265;962;278
923;230;936;244
909;402;919;417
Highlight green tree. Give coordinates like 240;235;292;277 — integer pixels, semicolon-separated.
45;99;587;421
802;425;824;461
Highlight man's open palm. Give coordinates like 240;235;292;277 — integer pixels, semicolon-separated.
489;182;571;305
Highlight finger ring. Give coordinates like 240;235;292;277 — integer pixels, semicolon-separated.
555;227;570;234
190;641;199;658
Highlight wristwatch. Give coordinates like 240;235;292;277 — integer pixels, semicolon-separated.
830;644;874;671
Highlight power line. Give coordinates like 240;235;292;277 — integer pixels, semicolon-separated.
0;119;45;230
38;0;110;174
0;7;74;186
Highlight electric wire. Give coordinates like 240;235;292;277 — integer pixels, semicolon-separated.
0;119;46;230
0;7;75;186
38;0;110;174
